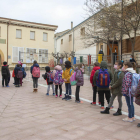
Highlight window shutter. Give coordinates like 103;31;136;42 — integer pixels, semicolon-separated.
30;31;35;40
19;47;24;62
13;47;19;62
43;33;47;41
16;30;21;38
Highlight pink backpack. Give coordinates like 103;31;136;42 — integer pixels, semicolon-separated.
70;72;77;86
32;67;40;78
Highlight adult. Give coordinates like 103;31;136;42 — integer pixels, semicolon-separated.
130;55;136;63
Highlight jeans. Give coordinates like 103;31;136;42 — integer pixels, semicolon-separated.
47;84;55;94
33;78;38;88
55;85;62;96
108;94;122;109
65;83;71;96
2;76;8;86
125;96;134;118
98;90;111;107
75;86;80;101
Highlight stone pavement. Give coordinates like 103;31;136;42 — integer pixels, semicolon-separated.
0;71;140;140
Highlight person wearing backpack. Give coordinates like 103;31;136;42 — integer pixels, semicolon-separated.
121;62;136;122
1;61;10;87
93;61;113;109
75;64;84;103
44;66;55;96
90;62;100;105
30;60;40;92
53;65;64;98
101;60;124;115
62;61;73;101
14;64;21;87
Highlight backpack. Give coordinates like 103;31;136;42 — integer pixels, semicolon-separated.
17;69;23;79
70;72;77;86
118;71;121;78
130;73;140;97
53;70;64;85
64;68;73;75
46;71;54;83
32;67;40;78
96;69;110;88
21;67;26;78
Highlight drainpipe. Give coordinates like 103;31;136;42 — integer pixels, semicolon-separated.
7;21;9;64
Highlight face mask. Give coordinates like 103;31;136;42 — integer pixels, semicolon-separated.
130;58;132;60
82;66;84;69
114;65;118;69
122;66;125;71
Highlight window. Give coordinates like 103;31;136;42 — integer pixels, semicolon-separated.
39;49;48;63
16;29;22;39
30;31;35;40
26;48;37;63
43;33;48;41
81;27;85;36
69;35;72;42
12;47;24;62
61;39;63;44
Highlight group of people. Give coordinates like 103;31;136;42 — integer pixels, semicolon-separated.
1;54;140;127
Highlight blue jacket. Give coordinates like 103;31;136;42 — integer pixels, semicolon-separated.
30;64;39;78
14;67;21;76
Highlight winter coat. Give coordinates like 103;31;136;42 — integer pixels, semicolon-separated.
75;67;84;86
14;67;21;77
90;66;100;86
44;66;53;85
121;68;136;96
111;70;124;96
93;61;113;91
1;65;10;77
30;63;40;78
130;58;136;63
62;67;73;83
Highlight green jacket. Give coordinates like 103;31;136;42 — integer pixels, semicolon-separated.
93;61;113;91
111;70;124;96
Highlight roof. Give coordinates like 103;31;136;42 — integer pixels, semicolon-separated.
56;16;93;40
0;17;58;31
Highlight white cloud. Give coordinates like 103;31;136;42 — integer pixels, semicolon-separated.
0;0;86;32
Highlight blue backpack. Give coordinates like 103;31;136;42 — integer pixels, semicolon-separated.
96;69;110;88
131;73;140;97
21;67;26;78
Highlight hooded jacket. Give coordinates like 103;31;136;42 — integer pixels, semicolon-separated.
44;66;53;85
93;61;113;91
75;67;84;86
121;68;136;96
111;69;124;96
1;65;10;77
90;66;100;86
30;63;40;78
62;67;73;83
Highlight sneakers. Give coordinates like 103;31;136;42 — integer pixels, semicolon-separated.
101;106;104;109
110;106;114;109
122;117;133;122
56;95;58;98
62;94;67;100
59;95;62;98
46;93;49;96
65;96;72;101
132;117;136;121
98;102;101;105
53;93;55;96
91;102;96;105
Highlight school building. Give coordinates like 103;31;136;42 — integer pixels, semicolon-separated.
0;17;58;68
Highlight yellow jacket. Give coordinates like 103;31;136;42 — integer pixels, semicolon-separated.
62;68;73;83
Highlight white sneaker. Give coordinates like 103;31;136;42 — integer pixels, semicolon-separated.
123;117;133;122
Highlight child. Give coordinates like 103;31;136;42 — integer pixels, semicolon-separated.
45;66;55;96
53;65;63;98
101;60;124;115
62;61;73;101
14;64;21;87
90;62;100;105
75;64;84;103
122;62;136;122
93;61;113;109
1;61;9;87
30;61;40;92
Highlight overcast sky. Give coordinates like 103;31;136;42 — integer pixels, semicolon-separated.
0;0;86;33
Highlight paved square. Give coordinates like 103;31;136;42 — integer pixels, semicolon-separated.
0;71;140;140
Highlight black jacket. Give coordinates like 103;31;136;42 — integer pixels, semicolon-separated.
1;66;9;77
14;67;21;77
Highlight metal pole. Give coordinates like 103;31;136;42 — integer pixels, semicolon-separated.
121;0;123;58
7;22;9;64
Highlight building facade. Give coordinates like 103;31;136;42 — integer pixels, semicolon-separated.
0;17;58;67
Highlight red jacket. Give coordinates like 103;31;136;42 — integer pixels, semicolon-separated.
90;66;100;86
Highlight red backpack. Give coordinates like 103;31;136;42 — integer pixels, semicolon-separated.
32;67;40;78
17;69;23;79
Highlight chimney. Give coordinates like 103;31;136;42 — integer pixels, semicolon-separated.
71;22;73;29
